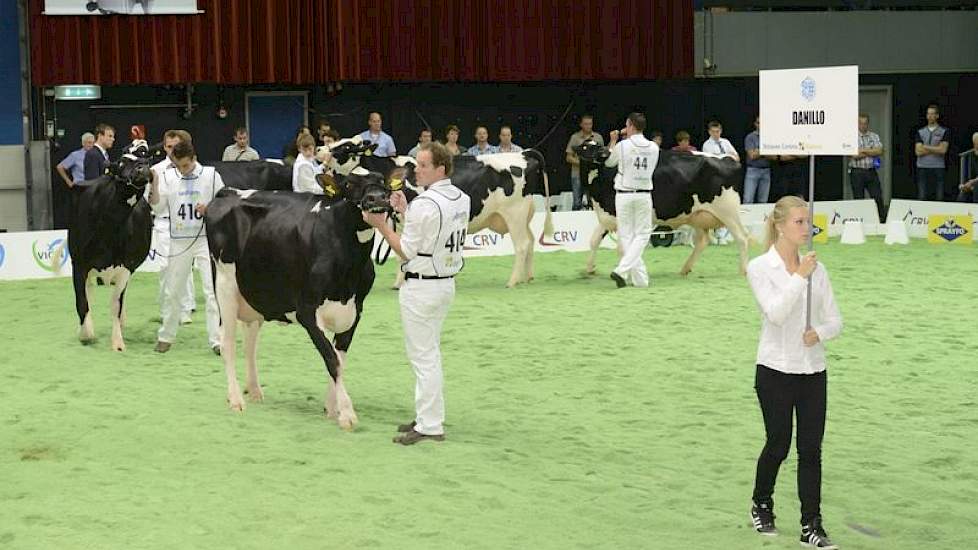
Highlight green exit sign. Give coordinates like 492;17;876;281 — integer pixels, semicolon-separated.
54;85;102;100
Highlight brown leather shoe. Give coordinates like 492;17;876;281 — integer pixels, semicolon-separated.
154;341;172;353
396;421;416;433
393;429;444;445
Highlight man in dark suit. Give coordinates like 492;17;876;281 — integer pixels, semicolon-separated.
84;123;116;180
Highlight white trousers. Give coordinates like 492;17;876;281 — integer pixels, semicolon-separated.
153;217;196;317
399;277;455;436
613;192;653;288
158;237;220;347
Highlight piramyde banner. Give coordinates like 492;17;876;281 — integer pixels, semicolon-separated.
759;65;859;156
888;199;978;239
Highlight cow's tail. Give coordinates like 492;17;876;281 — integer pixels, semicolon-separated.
51;240;66;275
525;149;554;238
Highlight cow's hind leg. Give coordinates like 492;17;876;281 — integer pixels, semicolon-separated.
109;269;131;352
74;267;95;344
243;320;264;402
680;227;711;277
215;262;245;411
523;200;537;281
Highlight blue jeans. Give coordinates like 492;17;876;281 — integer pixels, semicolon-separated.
743;167;771;203
571;173;583;210
916;168;945;201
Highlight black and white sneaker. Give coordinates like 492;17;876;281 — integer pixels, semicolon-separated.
800;517;838;549
750;501;777;536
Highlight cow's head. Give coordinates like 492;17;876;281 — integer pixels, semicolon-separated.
573;138;610;166
317;168;391;214
109;140;156;192
319;136;380;175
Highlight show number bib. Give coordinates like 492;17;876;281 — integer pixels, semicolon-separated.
169;175;204;239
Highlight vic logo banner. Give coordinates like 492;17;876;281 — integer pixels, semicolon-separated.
32;239;69;272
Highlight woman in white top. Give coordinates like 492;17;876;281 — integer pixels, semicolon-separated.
746;195;842;549
292;134;323;194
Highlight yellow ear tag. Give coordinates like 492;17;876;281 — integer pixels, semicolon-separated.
320;174;338;197
389;178;403;191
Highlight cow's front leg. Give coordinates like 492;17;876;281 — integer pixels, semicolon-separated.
585;226;606;275
298;305;356;430
215;262;245;412
108;269;131;352
333;350;358;430
323;375;338;419
75;268;95;344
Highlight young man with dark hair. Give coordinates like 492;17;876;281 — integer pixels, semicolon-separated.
565;114;604;210
222;127;259;161
363;141;470;445
148;140;225;355
914;103;949;201
84;123;116;180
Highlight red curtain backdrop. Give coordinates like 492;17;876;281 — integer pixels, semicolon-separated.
30;0;692;85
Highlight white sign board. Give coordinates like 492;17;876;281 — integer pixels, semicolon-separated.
44;0;201;15
759;65;859;156
886;199;978;238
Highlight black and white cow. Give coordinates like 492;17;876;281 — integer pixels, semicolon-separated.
574;139;748;276
333;150;554;288
204;169;392;429
213;160;293;191
56;141;161;351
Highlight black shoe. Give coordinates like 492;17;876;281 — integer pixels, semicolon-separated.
750;501;777;536
397;421;416;433
393;429;444;445
800;517;838;549
610;271;626;288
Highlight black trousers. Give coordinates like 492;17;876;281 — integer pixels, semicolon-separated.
752;364;827;524
849;167;884;220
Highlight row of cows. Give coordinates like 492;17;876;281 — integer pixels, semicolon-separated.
58;137;744;429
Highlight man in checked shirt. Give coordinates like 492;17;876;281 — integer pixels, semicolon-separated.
847;114;884;219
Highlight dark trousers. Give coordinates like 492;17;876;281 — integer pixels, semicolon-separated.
916;167;945;201
849;167;884;220
752;364;827;524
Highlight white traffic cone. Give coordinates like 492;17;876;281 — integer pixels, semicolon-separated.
840;219;866;245
884;218;909;245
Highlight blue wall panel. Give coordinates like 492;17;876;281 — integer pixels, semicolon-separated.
0;0;24;145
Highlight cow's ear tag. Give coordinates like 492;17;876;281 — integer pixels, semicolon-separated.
320;174;339;197
389;178;403;191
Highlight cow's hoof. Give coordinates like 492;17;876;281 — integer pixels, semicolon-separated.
245;386;264;403
112;342;126;352
79;337;95;346
227;397;245;412
679;269;692;277
338;411;358;431
324;407;338;420
585;269;597;277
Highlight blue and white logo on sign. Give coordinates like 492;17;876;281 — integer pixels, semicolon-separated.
933;219;968;242
812;224;823;237
0;242;5;269
801;77;816;102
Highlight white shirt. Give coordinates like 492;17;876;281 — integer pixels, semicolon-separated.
222;144;260;162
701;137;740;161
152;162;225;238
400;179;471;277
747;247;842;374
292;154;323;194
605;134;659;191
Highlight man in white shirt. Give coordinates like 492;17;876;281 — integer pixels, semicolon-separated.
358;112;397;157
148;140;225;354
221;127;260;161
497;125;523;153
363;142;471;445
604;112;658;289
701;120;741;162
149;130;197;324
292;134;323;193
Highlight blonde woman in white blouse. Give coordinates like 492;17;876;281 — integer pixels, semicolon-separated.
746;195;843;550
